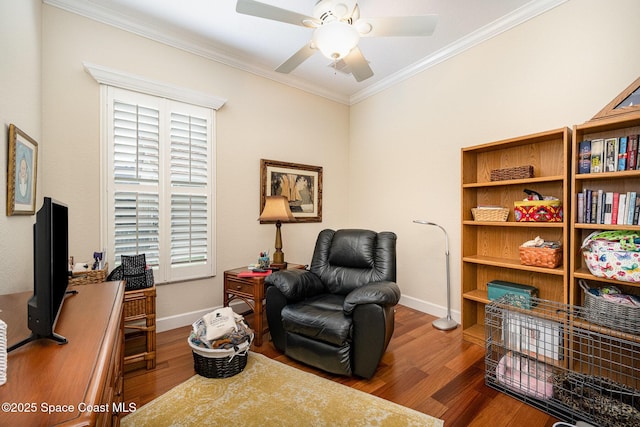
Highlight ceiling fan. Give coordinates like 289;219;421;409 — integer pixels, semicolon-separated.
236;0;438;82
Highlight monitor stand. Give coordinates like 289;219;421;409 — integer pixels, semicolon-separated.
7;289;78;352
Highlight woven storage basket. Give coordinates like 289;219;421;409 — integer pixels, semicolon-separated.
579;281;640;334
69;263;108;286
471;207;509;222
490;165;534;181
188;336;252;378
519;246;562;269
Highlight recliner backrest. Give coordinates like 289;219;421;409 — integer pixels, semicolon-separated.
310;229;397;295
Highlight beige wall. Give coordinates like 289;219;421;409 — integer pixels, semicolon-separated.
2;0;640;330
0;0;41;294
349;0;640;319
36;5;349;328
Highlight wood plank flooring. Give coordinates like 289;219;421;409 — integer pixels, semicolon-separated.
124;305;559;426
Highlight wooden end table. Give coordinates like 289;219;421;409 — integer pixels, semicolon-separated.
223;264;304;346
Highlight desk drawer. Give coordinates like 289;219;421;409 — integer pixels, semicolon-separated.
225;278;255;296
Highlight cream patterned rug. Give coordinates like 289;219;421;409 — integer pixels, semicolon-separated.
122;352;443;427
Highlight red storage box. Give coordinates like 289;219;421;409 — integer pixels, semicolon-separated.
513;200;562;222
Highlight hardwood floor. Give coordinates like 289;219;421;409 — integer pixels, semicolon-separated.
124;305;560;426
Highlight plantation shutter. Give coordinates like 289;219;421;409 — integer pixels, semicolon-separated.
169;112;210;268
105;87;215;283
112;100;161;266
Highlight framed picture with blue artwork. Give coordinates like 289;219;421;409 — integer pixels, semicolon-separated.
7;124;38;215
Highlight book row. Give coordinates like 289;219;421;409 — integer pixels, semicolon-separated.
577;190;640;225
578;134;640;174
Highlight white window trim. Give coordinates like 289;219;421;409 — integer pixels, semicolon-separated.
87;63;225;283
84;62;226;110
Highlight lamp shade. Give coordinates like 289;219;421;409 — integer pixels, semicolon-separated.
259;196;295;222
312;20;360;60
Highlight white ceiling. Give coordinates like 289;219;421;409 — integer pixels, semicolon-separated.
45;0;566;105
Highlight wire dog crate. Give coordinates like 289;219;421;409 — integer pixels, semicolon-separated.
485;295;640;427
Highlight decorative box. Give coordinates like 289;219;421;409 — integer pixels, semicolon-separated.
513;200;562;222
487;280;538;309
490;165;534;181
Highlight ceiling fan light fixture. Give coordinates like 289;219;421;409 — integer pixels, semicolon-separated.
312;20;360;60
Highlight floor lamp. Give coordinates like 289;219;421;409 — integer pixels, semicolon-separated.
413;220;458;331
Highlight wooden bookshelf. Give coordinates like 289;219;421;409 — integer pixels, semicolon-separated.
570;111;640;307
461;128;571;346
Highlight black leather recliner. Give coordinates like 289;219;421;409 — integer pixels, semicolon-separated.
265;229;400;379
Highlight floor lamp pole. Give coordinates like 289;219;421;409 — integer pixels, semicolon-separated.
413;220;458;331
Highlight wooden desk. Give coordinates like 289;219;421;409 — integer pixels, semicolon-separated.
223;265;304;346
0;281;125;427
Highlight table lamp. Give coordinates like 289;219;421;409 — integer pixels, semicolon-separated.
259;196;295;269
413;220;458;331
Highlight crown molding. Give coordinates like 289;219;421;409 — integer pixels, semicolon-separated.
46;0;565;106
44;0;351;105
349;0;567;104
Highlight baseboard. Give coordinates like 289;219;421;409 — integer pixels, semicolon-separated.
399;295;461;324
157;298;459;333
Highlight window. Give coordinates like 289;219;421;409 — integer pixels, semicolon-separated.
103;86;215;283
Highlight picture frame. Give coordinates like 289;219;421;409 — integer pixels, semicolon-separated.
7;124;38;216
260;159;322;223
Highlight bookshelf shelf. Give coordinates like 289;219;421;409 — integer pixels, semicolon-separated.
462;220;563;228
461;128;571;346
463;255;565;275
462;175;565;188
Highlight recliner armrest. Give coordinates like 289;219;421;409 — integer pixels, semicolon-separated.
265;269;326;302
343;281;401;314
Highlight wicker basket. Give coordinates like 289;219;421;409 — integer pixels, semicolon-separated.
579;281;640;334
69;263;108;286
490;165;534;181
471;207;509;222
188;336;252;378
519;246;562;269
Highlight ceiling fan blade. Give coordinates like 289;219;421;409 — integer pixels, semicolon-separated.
275;42;317;74
342;46;373;82
357;15;438;37
236;0;317;27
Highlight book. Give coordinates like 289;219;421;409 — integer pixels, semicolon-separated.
604;138;618;172
618;136;628;171
577;192;584;223
634;196;640;225
590;189;598;224
237;270;272;278
627;134;638;170
612;192;620;225
590;139;604;173
627;192;636;225
595;189;604;224
578;140;592;173
585;189;592;224
617;193;627;225
603;192;613;225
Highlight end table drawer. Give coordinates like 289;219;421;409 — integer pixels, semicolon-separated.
225;278;255;296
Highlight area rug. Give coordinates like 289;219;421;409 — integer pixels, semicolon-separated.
121;352;443;427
